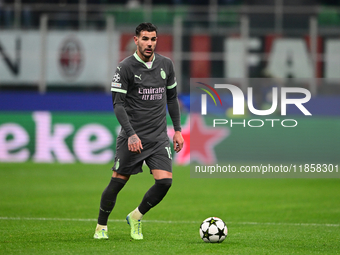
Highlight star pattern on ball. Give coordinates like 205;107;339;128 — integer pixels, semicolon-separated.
200;217;228;243
216;226;226;241
202;228;213;240
207;217;217;227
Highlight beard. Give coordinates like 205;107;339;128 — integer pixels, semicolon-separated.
137;44;154;60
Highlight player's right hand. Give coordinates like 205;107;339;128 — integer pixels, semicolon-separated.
128;134;143;154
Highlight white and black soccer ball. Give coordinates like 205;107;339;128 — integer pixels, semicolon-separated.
199;217;228;243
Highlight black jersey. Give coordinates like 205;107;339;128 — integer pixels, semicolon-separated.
111;52;178;142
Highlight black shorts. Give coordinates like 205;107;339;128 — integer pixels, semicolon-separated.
111;136;173;175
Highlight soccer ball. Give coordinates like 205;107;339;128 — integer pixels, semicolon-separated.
199;217;228;243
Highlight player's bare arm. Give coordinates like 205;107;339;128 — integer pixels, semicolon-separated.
173;131;184;153
128;134;143;154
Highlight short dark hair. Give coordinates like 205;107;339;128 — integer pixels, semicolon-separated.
135;23;158;36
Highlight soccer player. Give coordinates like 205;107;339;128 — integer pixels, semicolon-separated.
93;22;184;240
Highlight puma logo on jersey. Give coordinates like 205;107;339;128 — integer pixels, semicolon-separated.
135;74;142;80
117;66;121;71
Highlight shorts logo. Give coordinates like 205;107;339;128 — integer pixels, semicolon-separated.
160;68;166;79
115;159;120;170
113;73;120;83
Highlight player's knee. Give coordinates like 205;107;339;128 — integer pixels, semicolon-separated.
155;178;172;190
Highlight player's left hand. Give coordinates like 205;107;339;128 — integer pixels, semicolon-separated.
173;131;184;153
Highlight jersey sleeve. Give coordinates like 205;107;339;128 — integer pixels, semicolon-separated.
112;97;136;137
110;63;129;95
166;60;181;132
110;63;136;137
166;60;177;90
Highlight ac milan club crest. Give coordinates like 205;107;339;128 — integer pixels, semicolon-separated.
58;36;84;80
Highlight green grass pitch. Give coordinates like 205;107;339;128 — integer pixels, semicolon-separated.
0;162;339;254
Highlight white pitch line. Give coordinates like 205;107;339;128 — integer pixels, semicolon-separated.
0;217;339;227
232;221;340;227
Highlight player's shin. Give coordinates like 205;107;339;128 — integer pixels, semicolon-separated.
137;178;172;215
97;177;127;225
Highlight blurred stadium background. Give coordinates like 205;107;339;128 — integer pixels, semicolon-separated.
1;1;340;254
0;0;339;165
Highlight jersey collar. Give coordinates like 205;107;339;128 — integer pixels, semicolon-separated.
133;51;155;69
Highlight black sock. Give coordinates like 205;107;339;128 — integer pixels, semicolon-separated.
97;177;127;225
138;178;172;215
